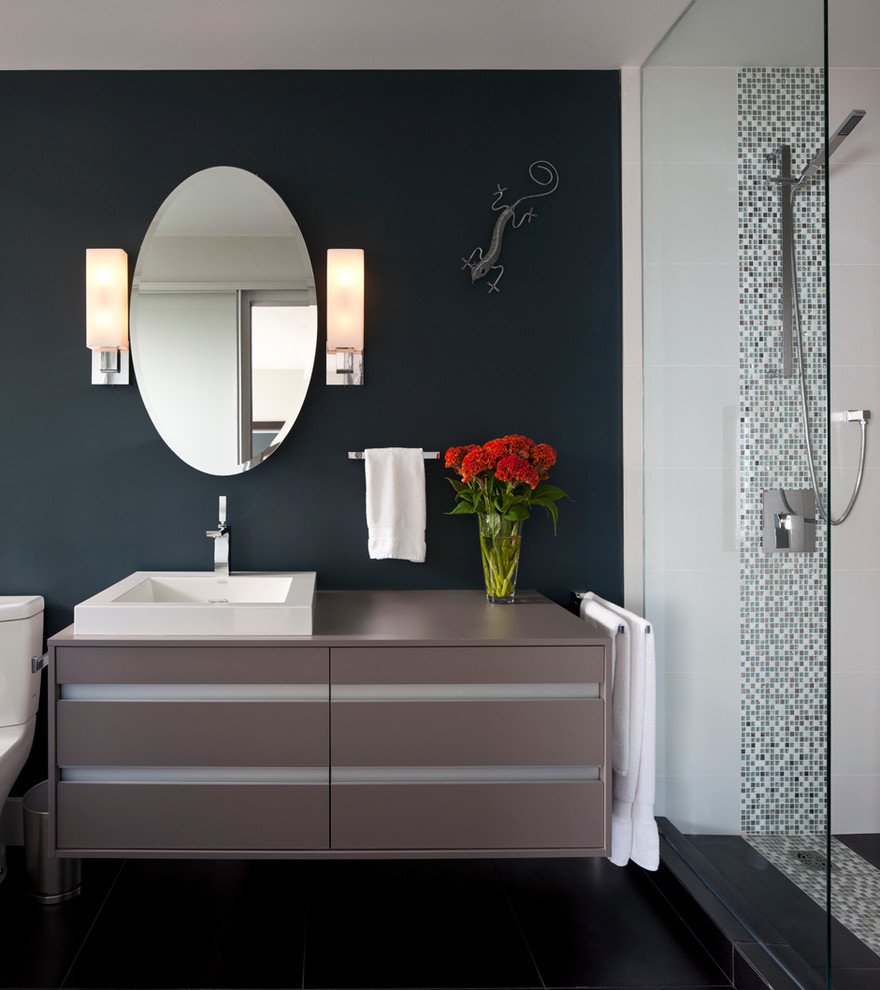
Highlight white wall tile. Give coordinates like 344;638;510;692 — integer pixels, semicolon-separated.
829;363;878;469
643;162;738;266
645;567;740;673
831;568;880;673
828;467;880;568
663;670;741;778
644;467;739;569
831;670;880;775
830;264;880;367
657;774;741;835
829;163;880;266
643;263;740;368
644;365;739;468
829;69;880;168
642;66;739;166
831;774;880;834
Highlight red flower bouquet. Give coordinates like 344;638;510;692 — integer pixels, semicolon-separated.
445;435;568;602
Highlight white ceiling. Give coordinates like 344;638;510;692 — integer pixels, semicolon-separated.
0;0;693;70
0;0;876;71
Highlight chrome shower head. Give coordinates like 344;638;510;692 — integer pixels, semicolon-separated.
798;109;866;185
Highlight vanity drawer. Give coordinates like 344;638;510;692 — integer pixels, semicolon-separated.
57;782;329;851
332;699;603;767
331;780;605;851
331;646;604;685
56;700;328;766
54;646;329;684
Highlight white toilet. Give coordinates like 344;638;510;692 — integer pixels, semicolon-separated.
0;595;44;882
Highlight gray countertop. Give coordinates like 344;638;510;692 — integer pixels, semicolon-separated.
51;589;603;648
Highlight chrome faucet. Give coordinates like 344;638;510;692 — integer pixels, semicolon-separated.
206;495;230;577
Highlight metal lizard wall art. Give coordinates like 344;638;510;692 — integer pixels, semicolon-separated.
461;160;559;294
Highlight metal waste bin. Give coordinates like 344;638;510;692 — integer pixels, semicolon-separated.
23;781;81;904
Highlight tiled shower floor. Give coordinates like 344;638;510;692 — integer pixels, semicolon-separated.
746;832;880;960
686;832;880;990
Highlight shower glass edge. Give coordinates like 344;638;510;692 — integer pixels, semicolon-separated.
640;0;832;986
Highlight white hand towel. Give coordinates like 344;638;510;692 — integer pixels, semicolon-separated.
582;592;658;871
364;448;426;562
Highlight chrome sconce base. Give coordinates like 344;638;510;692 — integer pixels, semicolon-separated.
91;348;129;385
326;348;363;386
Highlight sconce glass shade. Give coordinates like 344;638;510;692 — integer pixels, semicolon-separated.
87;248;129;384
86;248;129;351
326;249;364;385
326;249;364;351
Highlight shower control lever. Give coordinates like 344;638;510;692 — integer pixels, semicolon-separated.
762;489;816;554
774;512;807;550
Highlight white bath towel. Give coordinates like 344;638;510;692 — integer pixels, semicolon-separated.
364;448;426;562
579;598;630;778
580;592;658;871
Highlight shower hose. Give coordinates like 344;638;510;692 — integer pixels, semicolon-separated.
790;185;869;526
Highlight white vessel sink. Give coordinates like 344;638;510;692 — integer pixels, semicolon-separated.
74;571;317;636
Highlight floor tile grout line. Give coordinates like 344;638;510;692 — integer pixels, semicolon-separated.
490;859;547;990
639;869;735;989
301;861;313;990
59;858;129;989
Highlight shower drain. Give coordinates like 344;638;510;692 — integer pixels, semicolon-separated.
793;849;836;871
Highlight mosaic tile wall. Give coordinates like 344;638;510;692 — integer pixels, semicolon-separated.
738;68;829;833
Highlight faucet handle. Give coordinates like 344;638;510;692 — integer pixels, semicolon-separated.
218;495;227;526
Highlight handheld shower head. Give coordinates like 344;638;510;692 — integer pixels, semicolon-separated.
798;109;866;185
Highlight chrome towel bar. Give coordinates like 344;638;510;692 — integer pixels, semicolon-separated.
348;450;440;460
572;591;651;634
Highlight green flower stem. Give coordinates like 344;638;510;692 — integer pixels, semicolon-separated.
478;513;522;601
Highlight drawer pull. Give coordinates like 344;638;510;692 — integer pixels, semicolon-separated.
332;765;600;783
332;682;599;701
62;766;329;783
61;683;328;701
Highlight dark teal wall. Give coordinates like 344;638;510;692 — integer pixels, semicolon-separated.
0;70;622;788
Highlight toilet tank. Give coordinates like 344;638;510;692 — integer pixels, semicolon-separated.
0;596;44;727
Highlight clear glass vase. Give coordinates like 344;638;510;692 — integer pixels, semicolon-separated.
478;512;523;604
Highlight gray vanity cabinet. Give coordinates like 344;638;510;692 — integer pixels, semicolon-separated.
50;646;330;854
48;591;610;859
330;645;607;852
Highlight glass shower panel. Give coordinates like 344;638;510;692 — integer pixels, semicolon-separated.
641;0;832;985
827;29;880;984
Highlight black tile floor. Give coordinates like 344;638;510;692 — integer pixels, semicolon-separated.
0;849;732;989
837;833;880;873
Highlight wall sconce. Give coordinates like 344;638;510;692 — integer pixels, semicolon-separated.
86;248;129;384
326;248;364;385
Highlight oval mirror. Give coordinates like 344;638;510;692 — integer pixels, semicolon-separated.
131;167;317;476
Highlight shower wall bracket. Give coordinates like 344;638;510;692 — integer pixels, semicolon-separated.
762;488;816;554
